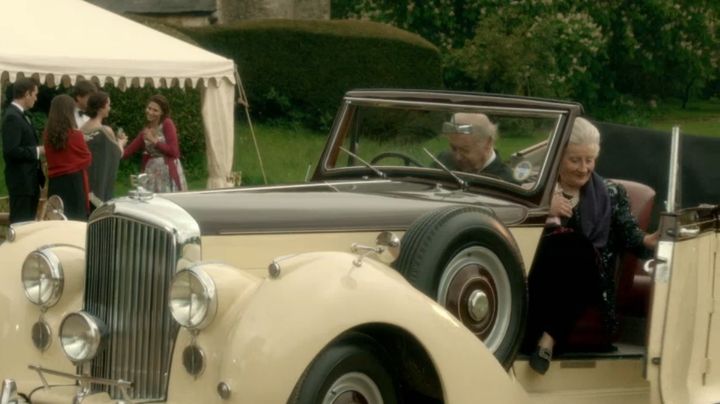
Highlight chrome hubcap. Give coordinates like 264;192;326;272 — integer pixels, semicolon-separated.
323;372;383;404
437;246;511;353
468;290;490;322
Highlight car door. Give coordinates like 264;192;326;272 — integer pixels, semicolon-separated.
645;207;720;404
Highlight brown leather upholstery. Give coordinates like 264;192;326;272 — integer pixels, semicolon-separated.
565;179;655;350
613;180;655;318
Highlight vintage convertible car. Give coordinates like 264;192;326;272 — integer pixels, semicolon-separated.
1;90;718;404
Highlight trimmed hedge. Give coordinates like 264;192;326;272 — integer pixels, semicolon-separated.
181;19;443;130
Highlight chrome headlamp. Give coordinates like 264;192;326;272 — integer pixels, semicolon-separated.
169;267;217;330
21;249;64;308
59;311;106;363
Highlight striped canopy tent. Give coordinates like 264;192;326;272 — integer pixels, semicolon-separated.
0;0;239;188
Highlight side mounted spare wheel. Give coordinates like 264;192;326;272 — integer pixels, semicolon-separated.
395;206;527;369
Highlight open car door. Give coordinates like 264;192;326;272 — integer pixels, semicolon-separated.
645;128;720;404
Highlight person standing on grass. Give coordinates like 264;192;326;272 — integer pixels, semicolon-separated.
1;78;45;223
122;94;187;193
80;91;127;208
44;95;92;220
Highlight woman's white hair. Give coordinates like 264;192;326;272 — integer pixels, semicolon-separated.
569;117;600;153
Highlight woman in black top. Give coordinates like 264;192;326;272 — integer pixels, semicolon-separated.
524;117;659;374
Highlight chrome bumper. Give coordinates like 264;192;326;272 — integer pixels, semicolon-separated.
0;379;20;404
2;365;133;404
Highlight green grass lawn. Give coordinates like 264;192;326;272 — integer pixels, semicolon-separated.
646;99;720;137
2;99;720;196
234;123;327;186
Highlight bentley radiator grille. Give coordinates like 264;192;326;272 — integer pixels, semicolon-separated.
85;216;179;401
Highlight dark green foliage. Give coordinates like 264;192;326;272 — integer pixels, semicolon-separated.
180;19;443;130
333;0;720;113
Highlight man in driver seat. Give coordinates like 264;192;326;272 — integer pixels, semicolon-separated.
436;112;516;183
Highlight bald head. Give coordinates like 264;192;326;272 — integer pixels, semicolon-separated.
443;113;497;173
447;112;498;141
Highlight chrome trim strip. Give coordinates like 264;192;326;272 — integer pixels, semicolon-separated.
89;196;201;246
666;126;681;212
345;96;571;117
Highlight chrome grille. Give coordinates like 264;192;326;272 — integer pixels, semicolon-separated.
85;216;179;401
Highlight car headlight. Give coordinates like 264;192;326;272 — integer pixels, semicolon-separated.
169;267;217;330
21;249;64;307
59;311;106;363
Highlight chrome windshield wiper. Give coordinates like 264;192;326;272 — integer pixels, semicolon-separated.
339;146;387;178
423;147;468;191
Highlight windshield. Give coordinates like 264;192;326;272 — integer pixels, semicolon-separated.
325;101;562;190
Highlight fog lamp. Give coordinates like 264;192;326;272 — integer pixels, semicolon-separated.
21;250;63;308
59;311;106;363
169;267;217;330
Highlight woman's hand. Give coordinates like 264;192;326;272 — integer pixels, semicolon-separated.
643;230;660;250
550;192;574;219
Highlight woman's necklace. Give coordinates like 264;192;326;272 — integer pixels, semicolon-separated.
556;183;580;208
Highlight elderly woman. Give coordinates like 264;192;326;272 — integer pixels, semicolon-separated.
524;117;658;374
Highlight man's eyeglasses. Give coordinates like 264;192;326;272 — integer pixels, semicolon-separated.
441;122;474;135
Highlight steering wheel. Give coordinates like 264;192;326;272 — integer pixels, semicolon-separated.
370;152;424;167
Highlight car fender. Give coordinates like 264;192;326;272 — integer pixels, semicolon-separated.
167;251;529;404
0;221;87;390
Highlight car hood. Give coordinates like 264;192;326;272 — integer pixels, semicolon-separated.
161;180;530;235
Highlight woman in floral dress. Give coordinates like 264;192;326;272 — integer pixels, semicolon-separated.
122;94;187;193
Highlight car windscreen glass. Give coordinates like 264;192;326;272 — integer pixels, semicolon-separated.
327;102;561;191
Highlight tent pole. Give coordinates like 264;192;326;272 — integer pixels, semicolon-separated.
234;67;267;185
0;77;4;117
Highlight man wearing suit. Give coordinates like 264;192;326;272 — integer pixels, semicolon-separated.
72;79;97;128
2;78;45;223
435;112;517;183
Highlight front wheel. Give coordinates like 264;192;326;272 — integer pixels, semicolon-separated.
289;333;399;404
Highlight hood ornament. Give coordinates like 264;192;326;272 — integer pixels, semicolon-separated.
128;174;154;201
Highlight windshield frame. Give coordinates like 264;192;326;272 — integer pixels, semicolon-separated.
313;91;583;207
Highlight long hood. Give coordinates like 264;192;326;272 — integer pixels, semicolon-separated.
161;180;529;235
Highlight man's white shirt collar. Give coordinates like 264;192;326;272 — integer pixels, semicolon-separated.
481;149;497;170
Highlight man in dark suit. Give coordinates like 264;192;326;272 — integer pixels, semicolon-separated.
436;112;517;183
2;78;45;223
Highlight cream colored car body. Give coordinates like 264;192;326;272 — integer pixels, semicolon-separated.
2;206;719;404
1;220;530;403
2;90;718;404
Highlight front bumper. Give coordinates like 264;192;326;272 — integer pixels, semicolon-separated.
0;379;20;404
2;365;133;404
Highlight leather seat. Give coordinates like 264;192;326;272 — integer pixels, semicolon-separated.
565;179;655;350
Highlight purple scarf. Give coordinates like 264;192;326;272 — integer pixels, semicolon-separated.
579;172;611;248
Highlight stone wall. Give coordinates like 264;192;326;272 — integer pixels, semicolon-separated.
219;0;329;23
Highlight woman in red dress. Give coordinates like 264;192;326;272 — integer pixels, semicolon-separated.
44;94;92;220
